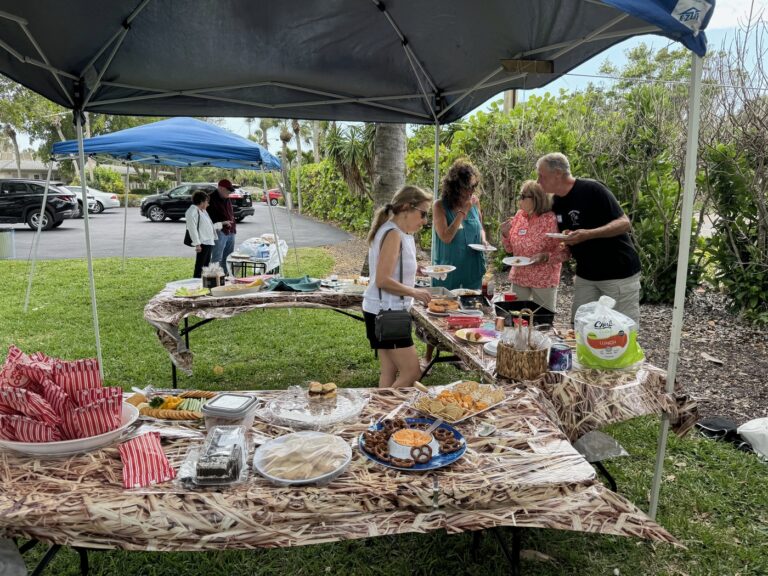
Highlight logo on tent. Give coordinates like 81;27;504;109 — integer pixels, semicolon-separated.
671;0;712;34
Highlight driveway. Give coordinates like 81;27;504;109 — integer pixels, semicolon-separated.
8;204;353;260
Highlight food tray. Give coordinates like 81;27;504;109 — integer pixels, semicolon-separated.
263;386;369;430
411;380;507;424
210;284;264;297
253;431;352;486
427;286;457;299
459;294;491;314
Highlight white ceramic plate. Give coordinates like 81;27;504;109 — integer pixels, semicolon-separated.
502;256;533;267
423;265;456;278
253;431;352;486
454;328;498;344
468;244;497;252
483;339;499;356
545;232;570;240
0;403;139;457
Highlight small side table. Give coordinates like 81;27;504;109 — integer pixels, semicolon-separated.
227;258;267;278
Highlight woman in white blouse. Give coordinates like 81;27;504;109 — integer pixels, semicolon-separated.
363;186;433;388
184;190;220;278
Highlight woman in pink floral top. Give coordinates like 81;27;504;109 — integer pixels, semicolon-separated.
500;180;569;312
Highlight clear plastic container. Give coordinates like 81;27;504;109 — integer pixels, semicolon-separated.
201;393;259;430
190;425;248;486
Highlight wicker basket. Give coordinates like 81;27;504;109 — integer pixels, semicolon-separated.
496;308;550;381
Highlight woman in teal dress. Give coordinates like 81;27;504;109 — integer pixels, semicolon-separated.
432;159;488;290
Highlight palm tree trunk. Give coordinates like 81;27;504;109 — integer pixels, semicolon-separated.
293;120;303;213
53;116;80;181
3;125;21;178
84;111;95;183
372;123;406;208
311;121;321;162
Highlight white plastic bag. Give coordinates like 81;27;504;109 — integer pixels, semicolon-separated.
574;295;644;369
737;417;768;460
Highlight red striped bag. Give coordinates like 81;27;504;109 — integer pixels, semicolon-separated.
0;385;61;426
0;414;62;442
72;394;122;438
51;359;102;396
118;432;176;489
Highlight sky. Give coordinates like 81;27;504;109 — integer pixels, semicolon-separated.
15;0;767;151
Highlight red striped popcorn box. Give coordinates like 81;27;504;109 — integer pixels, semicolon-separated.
71;386;121;408
0;414;62;442
51;359;102;395
41;379;73;418
118;432;176;489
72;394;122;438
0;385;61;426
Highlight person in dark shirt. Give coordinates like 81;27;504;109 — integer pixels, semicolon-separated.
536;153;641;324
207;179;236;273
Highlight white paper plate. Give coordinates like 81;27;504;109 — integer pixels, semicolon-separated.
423;265;456;278
0;403;139;457
253;431;352;486
483;339;499;356
545;232;570;240
502;256;533;267
468;244;497;252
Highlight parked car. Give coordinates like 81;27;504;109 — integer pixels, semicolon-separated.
261;188;282;206
139;183;254;222
65;186;120;213
61;185;96;218
0;179;77;230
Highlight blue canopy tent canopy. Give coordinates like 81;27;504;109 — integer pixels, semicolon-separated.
0;0;715;518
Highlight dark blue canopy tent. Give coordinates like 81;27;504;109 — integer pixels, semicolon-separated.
0;0;716;518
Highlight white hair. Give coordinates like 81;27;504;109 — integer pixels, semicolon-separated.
536;153;571;177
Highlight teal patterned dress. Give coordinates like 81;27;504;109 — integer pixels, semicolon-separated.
432;199;485;290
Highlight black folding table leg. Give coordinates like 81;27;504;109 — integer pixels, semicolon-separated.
491;527;522;576
595;461;617;492
29;544;62;576
76;547;89;576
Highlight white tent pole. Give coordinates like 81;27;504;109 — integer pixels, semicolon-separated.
648;53;704;520
121;162;130;270
431;122;440;265
261;167;284;274
23;161;53;312
76;113;105;381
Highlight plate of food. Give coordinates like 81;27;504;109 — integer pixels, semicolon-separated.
502;256;533;267
423;265;456;279
0;403;139;457
210;281;264;296
454;328;498;343
468;244;497;252
129;390;216;421
359;417;465;471
451;288;481;297
427;298;460;316
264;384;369;430
173;286;210;298
412;380;507;423
253;431;352;485
545;232;570;240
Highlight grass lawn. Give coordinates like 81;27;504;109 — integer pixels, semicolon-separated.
1;252;766;575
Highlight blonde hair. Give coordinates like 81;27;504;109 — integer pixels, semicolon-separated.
520;180;552;215
367;185;433;244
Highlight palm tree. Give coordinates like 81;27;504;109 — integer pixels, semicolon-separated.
324;123;375;199
245;117;254;138
292;119;314;213
371;124;406;208
258;118;278;151
278;120;293;209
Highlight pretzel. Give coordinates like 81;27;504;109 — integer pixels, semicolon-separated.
410;445;432;464
372;444;390;462
382;418;407;436
139;407;203;420
439;438;462;453
179;390;218;399
364;430;387;447
390;457;415;468
433;428;454;442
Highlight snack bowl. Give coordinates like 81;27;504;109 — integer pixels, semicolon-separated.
0;403;139;457
253;431;352;486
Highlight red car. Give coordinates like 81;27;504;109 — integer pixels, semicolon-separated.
261;188;282;206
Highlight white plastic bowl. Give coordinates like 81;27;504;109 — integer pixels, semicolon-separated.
0;403;139;457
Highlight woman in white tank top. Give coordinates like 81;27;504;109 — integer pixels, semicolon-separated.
362;186;433;388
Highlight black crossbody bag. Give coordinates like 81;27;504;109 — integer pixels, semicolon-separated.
183;211;201;247
374;231;413;342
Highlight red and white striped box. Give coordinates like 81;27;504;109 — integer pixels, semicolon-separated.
118;432;176;489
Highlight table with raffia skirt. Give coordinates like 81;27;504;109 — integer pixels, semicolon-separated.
0;386;676;552
410;304;698;441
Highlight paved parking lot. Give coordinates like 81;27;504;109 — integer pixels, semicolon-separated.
7;204;352;260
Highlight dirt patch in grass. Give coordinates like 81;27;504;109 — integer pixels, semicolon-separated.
325;233;768;424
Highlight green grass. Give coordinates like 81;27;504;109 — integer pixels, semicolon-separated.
1;252;766;575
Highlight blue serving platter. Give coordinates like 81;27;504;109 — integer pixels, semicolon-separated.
358;417;466;472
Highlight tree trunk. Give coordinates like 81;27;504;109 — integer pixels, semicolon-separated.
372;123;406;208
281;141;292;209
293;120;303;213
4;125;21;177
53;116;80;181
311;121;321;162
84;112;95;183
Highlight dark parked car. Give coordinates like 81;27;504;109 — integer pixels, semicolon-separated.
0;179;77;230
139;183;254;222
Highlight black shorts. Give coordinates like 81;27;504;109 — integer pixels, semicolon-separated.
363;311;414;350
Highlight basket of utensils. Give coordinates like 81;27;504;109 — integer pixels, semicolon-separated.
495;308;552;381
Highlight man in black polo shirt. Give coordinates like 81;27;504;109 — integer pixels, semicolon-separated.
207;179;236;273
536;153;641;324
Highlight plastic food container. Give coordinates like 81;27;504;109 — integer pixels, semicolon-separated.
201;393;259;430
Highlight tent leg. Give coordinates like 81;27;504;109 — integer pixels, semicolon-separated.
261;167;284;274
648;53;704;519
431;122;440;265
122;163;130;271
23;161;53;312
76;112;105;382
